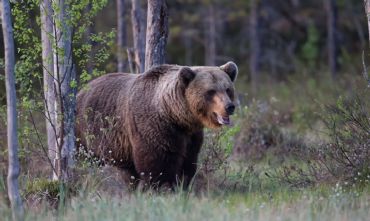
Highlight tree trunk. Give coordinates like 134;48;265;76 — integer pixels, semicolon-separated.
1;0;24;219
347;0;365;49
145;0;168;70
52;0;77;181
365;0;370;45
127;48;136;73
117;0;127;72
41;0;57;174
363;0;370;87
250;0;260;94
131;0;146;73
325;0;338;78
205;4;216;66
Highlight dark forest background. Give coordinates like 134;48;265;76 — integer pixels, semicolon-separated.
0;0;368;100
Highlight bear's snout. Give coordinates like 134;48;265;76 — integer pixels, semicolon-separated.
225;103;235;115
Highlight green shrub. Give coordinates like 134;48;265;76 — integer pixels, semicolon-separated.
233;101;307;162
273;91;370;187
24;179;60;199
317;93;370;183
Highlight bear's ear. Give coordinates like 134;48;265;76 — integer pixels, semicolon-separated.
178;67;196;86
220;61;238;82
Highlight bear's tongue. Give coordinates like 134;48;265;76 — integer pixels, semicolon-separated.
217;114;230;125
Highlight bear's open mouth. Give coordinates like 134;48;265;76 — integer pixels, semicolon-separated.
213;112;231;125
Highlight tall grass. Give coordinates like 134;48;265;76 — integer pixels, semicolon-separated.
0;185;369;221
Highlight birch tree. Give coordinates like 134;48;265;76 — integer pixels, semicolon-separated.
365;0;370;45
40;0;57;171
145;0;168;70
52;0;77;181
363;0;370;86
131;0;146;73
1;0;24;219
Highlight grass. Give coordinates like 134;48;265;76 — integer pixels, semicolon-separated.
0;184;369;221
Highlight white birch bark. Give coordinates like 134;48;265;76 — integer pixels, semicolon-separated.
52;0;77;181
1;0;24;219
41;0;57;174
365;1;370;45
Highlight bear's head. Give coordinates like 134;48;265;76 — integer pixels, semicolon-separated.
178;61;238;129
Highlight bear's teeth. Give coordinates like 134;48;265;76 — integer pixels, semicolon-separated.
217;115;230;125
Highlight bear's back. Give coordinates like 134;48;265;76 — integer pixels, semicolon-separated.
77;73;136;117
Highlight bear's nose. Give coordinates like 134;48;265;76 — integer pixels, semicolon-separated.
225;103;235;115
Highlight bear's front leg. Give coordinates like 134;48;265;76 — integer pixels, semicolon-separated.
133;147;185;191
181;131;203;189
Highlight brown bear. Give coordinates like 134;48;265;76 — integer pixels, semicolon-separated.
76;61;238;190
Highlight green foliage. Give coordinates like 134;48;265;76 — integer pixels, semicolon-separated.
76;30;116;87
12;0;113;94
318;92;370;182
219;124;240;156
301;24;320;70
9;0;113;166
200;126;239;175
0;175;5;194
263;84;369;187
12;0;42;99
69;0;108;33
69;0;114;87
24;179;60;198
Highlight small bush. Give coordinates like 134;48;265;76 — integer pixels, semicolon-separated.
24;179;75;209
233;101;307;162
193;122;246;193
199;126;240;175
274;92;370;186
24;179;60;198
316;94;370;183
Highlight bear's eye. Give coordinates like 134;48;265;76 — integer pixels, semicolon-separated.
226;88;233;98
206;89;216;98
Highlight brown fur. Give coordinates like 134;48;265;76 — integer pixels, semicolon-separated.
76;62;238;190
